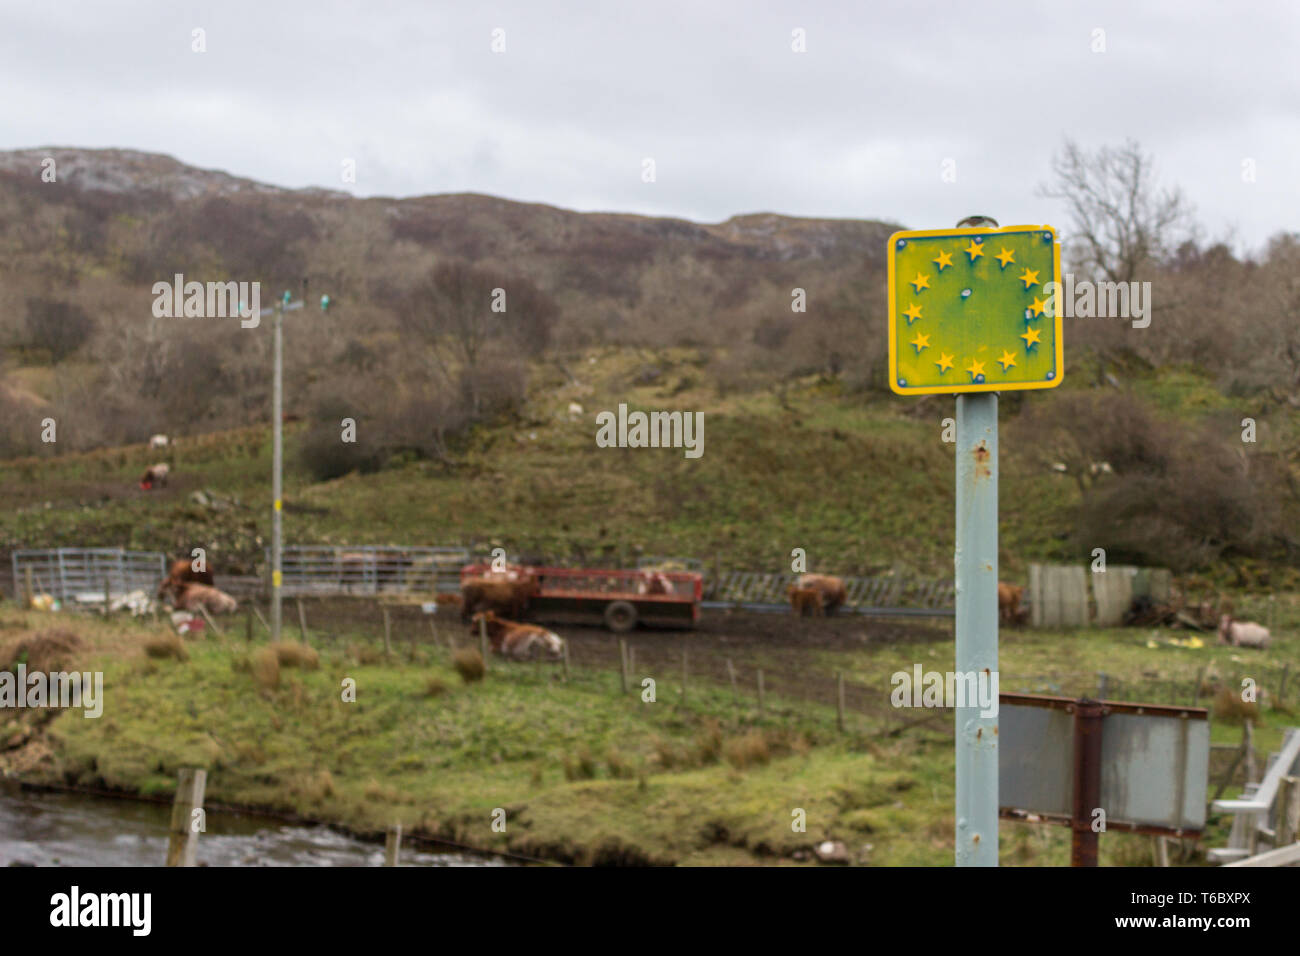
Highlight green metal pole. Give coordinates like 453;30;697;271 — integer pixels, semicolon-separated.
955;390;998;865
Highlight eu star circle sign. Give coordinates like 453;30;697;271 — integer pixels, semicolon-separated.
887;225;1065;395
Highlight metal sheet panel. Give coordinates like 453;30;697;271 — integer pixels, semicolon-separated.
1000;695;1209;832
1101;712;1208;830
1000;701;1074;818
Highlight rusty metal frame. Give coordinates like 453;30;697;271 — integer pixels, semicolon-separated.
1000;691;1209;863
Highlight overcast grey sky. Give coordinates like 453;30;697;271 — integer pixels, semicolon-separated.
2;0;1296;252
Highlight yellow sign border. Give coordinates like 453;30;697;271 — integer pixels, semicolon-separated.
887;224;1065;396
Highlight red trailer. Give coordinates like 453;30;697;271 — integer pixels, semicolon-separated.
460;565;702;632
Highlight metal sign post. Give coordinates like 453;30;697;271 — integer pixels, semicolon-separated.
955;389;998;865
886;215;1064;867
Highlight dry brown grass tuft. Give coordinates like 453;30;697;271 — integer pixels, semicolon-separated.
0;630;85;672
452;648;485;683
724;731;772;769
563;747;598;781
275;642;320;670
424;676;449;697
143;632;189;661
251;647;281;692
348;643;384;665
1213;685;1260;722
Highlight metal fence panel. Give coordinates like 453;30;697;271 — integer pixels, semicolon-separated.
12;548;167;604
271;545;470;596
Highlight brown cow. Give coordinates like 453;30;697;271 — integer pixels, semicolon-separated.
796;574;847;615
998;582;1024;624
471;612;564;661
461;574;539;621
157;558;215;598
162;580;237;615
787;585;824;617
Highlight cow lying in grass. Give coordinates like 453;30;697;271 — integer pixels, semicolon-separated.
470;611;564;661
461;573;538;621
796;574;846;615
787;585;824;617
159;579;237;615
157;558;215;599
1218;615;1271;649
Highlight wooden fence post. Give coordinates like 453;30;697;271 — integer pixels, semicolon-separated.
382;605;392;660
1277;776;1300;846
103;576;111;616
562;639;570;683
297;598;309;646
726;659;737;700
23;567;33;609
757;669;765;716
837;671;846;732
1279;664;1291;708
165;768;206;867
619;639;628;693
1244;720;1257;784
384;823;402;866
198;605;223;637
245;604;254;643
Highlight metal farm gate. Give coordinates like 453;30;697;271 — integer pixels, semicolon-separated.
703;571;955;617
272;546;470;596
12;548;167;604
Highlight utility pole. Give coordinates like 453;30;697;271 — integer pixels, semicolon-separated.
263;292;304;643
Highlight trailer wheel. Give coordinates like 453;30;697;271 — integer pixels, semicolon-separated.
604;600;637;633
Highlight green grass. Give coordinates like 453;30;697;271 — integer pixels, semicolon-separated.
4;599;1296;866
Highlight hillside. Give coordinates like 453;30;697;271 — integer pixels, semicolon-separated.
1;148;1298;583
1;345;1296;590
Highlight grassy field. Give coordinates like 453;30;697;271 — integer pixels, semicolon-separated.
2;593;1296;866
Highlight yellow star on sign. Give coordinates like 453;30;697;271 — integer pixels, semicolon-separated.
911;272;931;292
1027;295;1048;317
932;249;953;271
903;302;923;324
1021;326;1042;348
964;240;985;261
965;358;986;379
995;248;1015;268
997;350;1017;371
910;331;930;353
934;352;954;373
1018;268;1040;289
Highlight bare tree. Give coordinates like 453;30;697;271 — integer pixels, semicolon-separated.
400;260;555;415
1041;139;1194;284
1040;140;1196;383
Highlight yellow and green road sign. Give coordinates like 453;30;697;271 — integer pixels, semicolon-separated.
887;225;1064;395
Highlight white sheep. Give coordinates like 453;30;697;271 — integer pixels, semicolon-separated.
150;434;170;449
1218;615;1271;650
